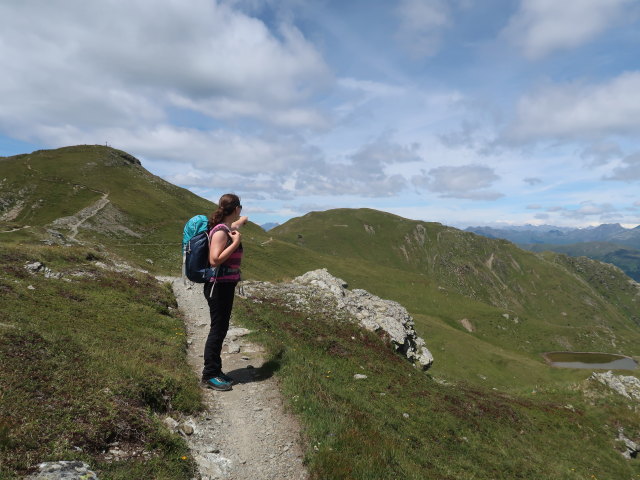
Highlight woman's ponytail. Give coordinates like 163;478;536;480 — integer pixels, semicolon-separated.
208;193;241;229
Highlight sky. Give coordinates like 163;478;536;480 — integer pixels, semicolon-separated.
1;0;640;229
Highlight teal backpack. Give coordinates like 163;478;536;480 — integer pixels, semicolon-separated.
182;215;213;282
182;215;208;253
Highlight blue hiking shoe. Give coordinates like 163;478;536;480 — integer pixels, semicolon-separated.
219;372;235;384
202;376;232;391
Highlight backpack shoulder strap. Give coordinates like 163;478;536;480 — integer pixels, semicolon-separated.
209;223;230;236
208;224;232;246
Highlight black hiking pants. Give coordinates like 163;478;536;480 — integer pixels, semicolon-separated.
202;281;236;380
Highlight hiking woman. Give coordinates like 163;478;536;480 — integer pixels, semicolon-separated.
202;193;247;391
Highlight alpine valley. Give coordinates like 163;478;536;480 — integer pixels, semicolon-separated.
1;146;639;479
466;224;640;282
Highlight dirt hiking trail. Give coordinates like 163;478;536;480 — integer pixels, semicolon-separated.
163;277;308;480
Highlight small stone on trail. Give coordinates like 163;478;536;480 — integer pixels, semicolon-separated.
163;416;179;430
179;424;194;436
227;327;251;337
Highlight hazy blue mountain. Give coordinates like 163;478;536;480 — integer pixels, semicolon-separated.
466;223;640;248
261;222;280;231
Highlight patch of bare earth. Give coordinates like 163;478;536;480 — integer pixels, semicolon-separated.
161;277;308;480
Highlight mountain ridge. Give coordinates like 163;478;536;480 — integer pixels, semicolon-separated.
466;222;640;247
466;223;640;281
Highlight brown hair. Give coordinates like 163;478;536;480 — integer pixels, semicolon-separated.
208;193;241;229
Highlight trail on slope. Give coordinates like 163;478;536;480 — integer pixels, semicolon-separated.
67;192;110;241
48;191;111;242
164;277;308;480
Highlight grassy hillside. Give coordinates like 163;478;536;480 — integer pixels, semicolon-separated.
270;209;640;363
0;145;269;274
0;245;200;479
233;294;640;480
526;241;640;282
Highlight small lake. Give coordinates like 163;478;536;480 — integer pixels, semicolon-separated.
543;352;638;370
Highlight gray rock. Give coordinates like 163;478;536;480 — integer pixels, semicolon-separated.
25;261;44;272
590;371;640;401
294;268;349;300
618;428;639;459
179;423;195;435
195;453;233;478
25;461;99;479
227;327;251;337
163;416;180;431
240;269;434;370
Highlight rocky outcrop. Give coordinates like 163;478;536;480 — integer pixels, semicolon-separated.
25;461;99;479
24;261;64;279
240;269;434;370
618;428;639;460
590;370;640;401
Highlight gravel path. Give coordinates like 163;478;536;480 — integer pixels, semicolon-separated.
49;192;110;242
162;277;308;480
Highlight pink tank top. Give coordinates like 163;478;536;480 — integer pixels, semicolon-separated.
207;224;243;283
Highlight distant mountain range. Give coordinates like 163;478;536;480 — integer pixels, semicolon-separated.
466;223;640;248
466;224;640;281
261;222;280;231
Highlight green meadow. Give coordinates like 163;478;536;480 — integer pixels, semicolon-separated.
0;245;200;479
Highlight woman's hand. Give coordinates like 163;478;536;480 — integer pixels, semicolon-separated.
209;229;241;266
229;230;242;245
231;216;248;230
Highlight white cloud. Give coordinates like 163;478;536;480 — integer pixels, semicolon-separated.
35;124;318;177
506;72;640;142
580;141;623;167
504;0;634;59
291;137;421;197
604;152;640;182
349;136;421;173
523;177;543;186
438;121;480;149
139;129;419;199
0;0;331;140
537;202;619;221
561;202;617;219
412;164;503;200
395;0;452;58
337;78;405;97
